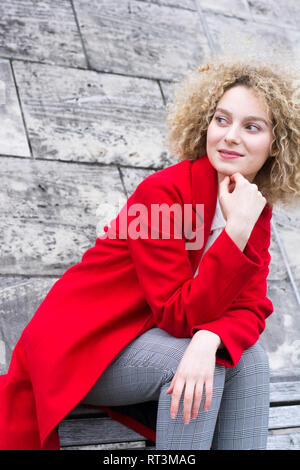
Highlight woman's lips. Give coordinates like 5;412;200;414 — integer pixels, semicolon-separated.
218;151;243;159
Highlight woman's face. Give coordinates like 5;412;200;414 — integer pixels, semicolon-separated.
206;85;274;188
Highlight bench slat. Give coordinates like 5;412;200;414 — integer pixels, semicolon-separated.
62;441;146;450
267;430;300;450
269;405;300;430
59;416;146;447
270;381;300;403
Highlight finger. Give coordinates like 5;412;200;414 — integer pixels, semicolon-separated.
219;176;230;196
203;377;214;411
230;172;249;191
191;381;204;419
227;177;236;193
220;175;229;186
165;376;176;395
230;172;247;185
230;171;243;181
169;379;185;419
182;381;196;424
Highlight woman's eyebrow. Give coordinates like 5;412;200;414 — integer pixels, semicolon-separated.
215;107;270;126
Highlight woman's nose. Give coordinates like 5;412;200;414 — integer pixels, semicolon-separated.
224;125;241;143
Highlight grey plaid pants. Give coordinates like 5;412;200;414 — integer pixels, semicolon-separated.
81;326;270;450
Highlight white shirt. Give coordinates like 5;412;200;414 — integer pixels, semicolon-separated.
193;197;226;278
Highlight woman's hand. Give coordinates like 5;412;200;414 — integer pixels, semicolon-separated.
219;172;267;230
166;330;221;424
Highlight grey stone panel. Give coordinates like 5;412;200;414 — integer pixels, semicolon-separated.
260;279;300;379
0;276;58;374
268;230;289;282
73;0;210;81
276;225;300;282
120;166;158;197
0;0;87;68
159;80;177;105
0;59;30;156
272;204;300;304
247;0;300;29
12;60;174;168
204;11;297;68
199;0;251;20
0;157;125;275
135;0;196;10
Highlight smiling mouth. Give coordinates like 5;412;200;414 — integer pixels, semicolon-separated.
218;150;243;159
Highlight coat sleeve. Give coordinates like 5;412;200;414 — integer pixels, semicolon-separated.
191;207;273;368
123;176;268;338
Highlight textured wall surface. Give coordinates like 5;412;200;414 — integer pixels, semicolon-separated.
0;0;299;387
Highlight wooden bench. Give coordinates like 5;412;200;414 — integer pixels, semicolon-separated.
58;379;300;450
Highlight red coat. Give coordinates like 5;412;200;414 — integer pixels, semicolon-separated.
0;154;273;449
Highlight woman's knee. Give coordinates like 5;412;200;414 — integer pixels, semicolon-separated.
155;335;192;385
115;327;192;385
245;342;269;372
227;342;269;382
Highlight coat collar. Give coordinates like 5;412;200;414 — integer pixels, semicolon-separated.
189;153;272;267
191;154;218;250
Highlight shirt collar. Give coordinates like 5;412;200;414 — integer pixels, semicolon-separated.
210;196;226;231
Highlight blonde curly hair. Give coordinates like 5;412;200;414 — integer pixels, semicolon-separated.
165;55;300;208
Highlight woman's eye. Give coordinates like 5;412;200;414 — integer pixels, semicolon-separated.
215;116;260;131
215;116;226;124
247;124;260;131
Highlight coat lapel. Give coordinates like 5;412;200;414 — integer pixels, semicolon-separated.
188;154;218;272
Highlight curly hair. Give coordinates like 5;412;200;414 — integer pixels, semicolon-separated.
165;54;300;208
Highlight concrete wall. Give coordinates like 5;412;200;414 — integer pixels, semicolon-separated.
0;0;299;382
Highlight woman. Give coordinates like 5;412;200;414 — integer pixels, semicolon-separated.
0;56;300;450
